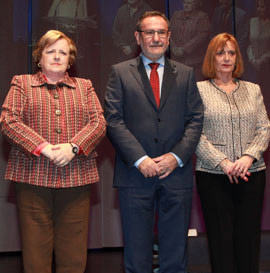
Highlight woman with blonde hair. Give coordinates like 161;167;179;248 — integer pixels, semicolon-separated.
0;30;106;273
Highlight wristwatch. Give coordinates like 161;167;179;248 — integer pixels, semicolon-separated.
70;143;79;155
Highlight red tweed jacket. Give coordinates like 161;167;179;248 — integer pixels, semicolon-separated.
0;72;106;188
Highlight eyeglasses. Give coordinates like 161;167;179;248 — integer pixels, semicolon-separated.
137;29;169;38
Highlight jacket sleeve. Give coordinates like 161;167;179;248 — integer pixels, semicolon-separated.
170;69;204;165
0;75;47;157
243;84;270;160
104;65;147;167
70;80;106;156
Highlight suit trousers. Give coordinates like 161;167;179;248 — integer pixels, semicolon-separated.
196;170;266;273
118;180;193;273
15;183;91;273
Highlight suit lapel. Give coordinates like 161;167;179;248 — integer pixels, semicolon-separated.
130;57;158;109
129;57;177;110
159;58;177;110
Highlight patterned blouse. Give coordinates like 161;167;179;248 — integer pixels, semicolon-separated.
0;72;106;188
195;80;270;174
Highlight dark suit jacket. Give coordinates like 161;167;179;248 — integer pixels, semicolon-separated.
105;56;203;189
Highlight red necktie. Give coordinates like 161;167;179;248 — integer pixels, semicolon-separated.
149;63;160;107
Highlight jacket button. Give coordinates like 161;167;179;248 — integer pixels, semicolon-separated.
55;109;62;116
55;128;62;134
157;118;161;122
154;138;158;143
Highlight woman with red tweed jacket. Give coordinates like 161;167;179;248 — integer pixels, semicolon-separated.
0;30;106;273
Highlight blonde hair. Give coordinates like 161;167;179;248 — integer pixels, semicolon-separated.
32;30;77;66
202;33;244;79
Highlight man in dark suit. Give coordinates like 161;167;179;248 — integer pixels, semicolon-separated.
105;11;203;273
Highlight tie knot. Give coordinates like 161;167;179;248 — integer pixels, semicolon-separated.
149;63;159;70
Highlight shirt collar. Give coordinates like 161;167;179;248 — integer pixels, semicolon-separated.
141;54;165;68
31;71;76;89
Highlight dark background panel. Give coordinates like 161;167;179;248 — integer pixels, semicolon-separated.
0;0;269;251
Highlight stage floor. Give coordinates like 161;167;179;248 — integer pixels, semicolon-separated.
1;232;270;273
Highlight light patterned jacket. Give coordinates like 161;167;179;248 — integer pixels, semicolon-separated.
196;80;270;174
0;72;106;187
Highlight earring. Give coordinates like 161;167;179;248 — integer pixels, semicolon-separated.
67;64;71;69
38;63;41;68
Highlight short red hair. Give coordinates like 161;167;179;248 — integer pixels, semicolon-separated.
202;33;244;79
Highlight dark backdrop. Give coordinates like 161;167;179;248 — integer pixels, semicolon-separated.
0;0;269;251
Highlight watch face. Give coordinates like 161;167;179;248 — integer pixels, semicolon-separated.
72;146;79;154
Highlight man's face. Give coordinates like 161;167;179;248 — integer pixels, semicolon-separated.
135;16;171;62
183;0;196;13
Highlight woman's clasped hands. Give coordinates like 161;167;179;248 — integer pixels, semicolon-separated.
219;155;254;183
41;143;76;167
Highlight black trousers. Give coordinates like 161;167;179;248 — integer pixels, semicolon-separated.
196;170;266;273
